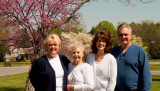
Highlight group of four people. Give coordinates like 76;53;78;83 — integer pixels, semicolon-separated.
29;23;152;91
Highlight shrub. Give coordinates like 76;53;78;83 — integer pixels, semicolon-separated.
150;41;160;59
131;35;149;54
23;57;27;61
3;62;12;67
60;31;92;60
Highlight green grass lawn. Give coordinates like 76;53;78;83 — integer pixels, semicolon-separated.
151;75;160;91
145;58;160;71
0;62;3;67
0;59;159;67
0;59;159;91
149;59;160;71
149;59;160;62
0;72;159;91
0;62;31;67
150;64;160;71
0;72;28;91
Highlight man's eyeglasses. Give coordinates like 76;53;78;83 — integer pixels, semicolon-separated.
118;34;128;36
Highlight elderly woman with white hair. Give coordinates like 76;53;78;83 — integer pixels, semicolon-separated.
29;33;70;91
67;41;94;91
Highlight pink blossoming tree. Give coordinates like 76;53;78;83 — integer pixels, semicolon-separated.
0;0;152;90
0;0;152;60
0;0;92;60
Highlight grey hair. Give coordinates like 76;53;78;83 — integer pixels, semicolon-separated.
117;23;132;34
70;41;85;54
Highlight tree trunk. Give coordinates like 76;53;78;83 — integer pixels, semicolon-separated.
25;64;35;91
25;76;35;91
25;50;40;91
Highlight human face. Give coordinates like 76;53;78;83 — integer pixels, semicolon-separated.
96;39;106;52
118;27;132;46
72;47;84;63
47;41;60;56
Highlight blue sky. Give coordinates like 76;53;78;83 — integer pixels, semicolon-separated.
78;0;160;32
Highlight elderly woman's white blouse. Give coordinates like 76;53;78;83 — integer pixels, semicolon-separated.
68;63;94;91
86;53;117;91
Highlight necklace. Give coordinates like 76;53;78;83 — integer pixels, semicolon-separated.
95;54;104;62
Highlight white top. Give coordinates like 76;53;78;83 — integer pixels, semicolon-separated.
48;55;64;91
86;53;117;91
68;63;94;91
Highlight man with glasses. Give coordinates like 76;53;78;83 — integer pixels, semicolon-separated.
112;23;152;91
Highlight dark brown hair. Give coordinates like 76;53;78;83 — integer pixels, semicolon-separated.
91;29;112;53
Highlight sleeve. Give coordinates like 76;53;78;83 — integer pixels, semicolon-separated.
86;53;92;65
107;55;117;91
67;63;72;84
74;64;94;91
60;54;70;69
29;60;41;89
138;48;152;91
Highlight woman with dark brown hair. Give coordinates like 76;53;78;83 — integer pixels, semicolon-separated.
86;29;117;91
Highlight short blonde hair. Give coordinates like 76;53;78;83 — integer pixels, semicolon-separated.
44;33;61;50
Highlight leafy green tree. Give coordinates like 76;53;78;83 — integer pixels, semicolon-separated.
89;21;119;47
51;19;85;34
90;26;97;35
0;31;10;62
90;21;115;34
130;22;142;36
150;39;160;59
149;22;160;58
0;18;10;61
130;21;160;58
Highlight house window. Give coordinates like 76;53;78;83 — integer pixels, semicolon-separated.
13;49;18;54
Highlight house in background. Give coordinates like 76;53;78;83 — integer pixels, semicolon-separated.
4;45;33;62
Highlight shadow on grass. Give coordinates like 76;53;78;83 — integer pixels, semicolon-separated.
0;87;24;91
152;79;160;81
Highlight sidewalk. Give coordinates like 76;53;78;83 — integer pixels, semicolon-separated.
149;62;160;64
149;62;160;75
151;71;160;75
0;66;30;76
0;65;159;76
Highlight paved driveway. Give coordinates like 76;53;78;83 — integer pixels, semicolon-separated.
0;65;159;76
0;66;30;76
149;62;160;64
151;71;160;75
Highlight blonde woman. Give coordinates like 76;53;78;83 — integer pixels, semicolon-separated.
67;42;94;91
29;33;70;91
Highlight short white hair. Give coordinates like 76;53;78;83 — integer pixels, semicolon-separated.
117;23;132;35
70;41;85;54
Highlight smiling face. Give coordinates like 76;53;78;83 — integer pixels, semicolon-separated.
96;39;106;52
118;27;132;46
47;40;60;56
71;47;84;63
44;34;61;58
